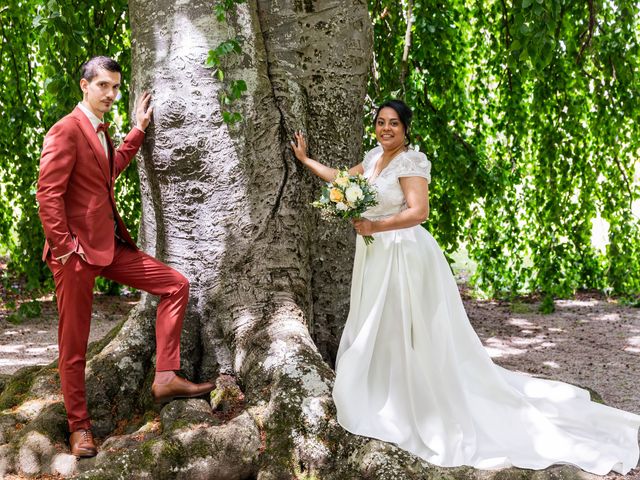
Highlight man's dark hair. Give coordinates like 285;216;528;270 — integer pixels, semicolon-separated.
81;56;122;82
374;99;414;146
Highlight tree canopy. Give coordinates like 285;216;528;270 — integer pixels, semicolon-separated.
1;0;639;303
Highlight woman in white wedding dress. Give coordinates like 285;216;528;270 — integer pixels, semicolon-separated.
291;99;640;475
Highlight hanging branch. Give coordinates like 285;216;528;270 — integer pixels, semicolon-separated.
106;13;122;52
608;55;617;81
420;84;475;154
1;20;23;102
577;0;596;63
399;0;414;95
499;0;513;92
371;47;381;98
0;9;6;62
612;155;634;212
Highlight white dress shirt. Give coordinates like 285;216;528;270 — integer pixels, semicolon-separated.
77;102;109;158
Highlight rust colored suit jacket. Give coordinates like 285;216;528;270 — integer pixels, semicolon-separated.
36;106;144;266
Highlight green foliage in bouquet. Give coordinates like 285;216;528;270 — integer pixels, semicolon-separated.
312;169;378;244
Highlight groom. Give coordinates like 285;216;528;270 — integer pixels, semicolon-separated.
36;56;215;457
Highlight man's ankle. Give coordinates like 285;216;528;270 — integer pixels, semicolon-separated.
154;370;177;384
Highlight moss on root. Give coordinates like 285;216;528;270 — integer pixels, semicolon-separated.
160;399;218;434
75;438;167;480
0;366;43;410
19;402;67;443
76;434;223;479
259;387;300;475
86;319;126;360
0;374;11;395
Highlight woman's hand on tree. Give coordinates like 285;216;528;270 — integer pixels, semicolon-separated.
290;131;309;163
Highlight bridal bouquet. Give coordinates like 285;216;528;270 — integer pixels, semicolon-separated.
312;169;378;245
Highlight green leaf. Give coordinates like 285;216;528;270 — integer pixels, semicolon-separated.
214;4;226;22
205;50;220;67
46;78;60;93
230;79;247;99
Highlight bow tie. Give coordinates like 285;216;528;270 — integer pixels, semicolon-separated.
96;122;110;134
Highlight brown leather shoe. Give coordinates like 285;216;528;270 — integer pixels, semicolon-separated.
151;375;215;404
69;429;97;457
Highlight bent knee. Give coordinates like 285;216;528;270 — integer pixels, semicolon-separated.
174;272;189;294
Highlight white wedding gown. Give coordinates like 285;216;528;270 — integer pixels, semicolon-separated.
332;146;640;475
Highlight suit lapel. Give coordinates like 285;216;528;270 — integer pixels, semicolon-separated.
104;129;115;180
71;107;110;184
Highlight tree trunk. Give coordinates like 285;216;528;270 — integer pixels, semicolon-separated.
0;1;601;479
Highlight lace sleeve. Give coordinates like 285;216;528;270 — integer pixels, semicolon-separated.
395;150;431;183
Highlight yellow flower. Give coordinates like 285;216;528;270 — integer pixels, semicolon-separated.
335;176;350;187
329;188;344;203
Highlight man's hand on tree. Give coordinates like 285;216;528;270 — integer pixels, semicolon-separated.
135;91;153;131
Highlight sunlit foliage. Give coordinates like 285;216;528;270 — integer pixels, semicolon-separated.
1;0;639;304
0;0;137;290
368;0;640;303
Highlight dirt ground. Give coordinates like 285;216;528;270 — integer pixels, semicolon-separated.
0;279;639;478
2;287;638;413
0;291;139;375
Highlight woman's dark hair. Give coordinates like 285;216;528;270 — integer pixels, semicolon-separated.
374;99;413;146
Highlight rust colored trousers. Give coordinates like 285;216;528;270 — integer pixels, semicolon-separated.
47;240;189;431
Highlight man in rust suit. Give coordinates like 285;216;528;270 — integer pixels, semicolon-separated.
37;56;214;457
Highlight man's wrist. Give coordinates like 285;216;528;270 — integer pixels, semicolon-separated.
134;125;146;133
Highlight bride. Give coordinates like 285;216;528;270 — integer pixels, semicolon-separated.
291;99;640;475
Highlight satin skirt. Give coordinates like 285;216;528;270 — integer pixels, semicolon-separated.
333;225;640;475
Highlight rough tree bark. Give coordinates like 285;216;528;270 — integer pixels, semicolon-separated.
0;1;603;479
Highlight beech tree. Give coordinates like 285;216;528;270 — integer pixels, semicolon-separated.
1;1;419;478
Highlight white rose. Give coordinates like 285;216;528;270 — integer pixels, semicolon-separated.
336;202;349;211
345;185;364;203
